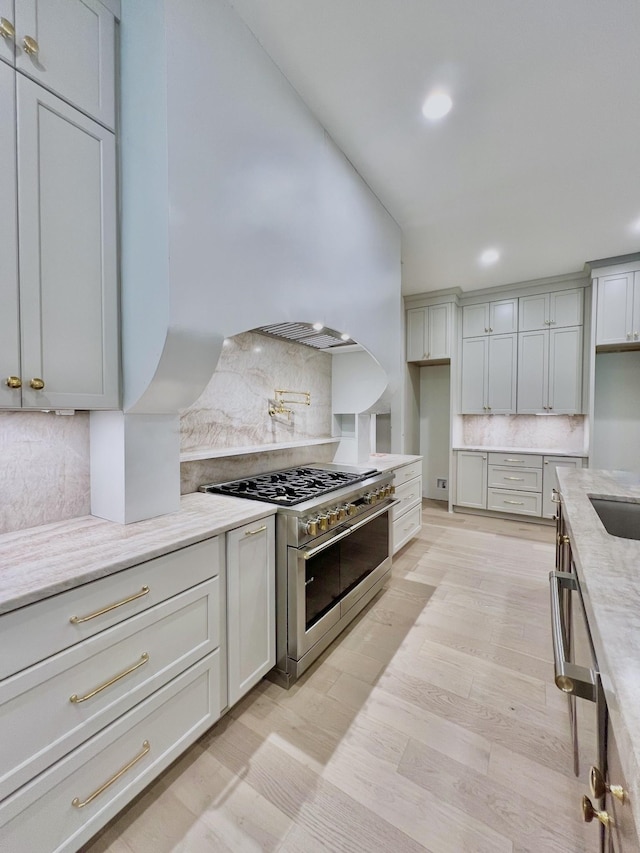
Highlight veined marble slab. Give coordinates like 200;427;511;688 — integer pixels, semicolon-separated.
557;467;640;838
453;445;587;457
0;493;276;615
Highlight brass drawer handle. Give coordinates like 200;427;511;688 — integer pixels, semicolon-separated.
504;500;524;505
70;653;149;704
504;458;524;463
69;586;150;624
72;740;151;808
504;476;524;481
244;524;267;537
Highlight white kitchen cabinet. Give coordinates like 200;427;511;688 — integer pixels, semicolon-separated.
541;456;584;519
455;451;487;509
517;326;582;414
0;0;115;129
391;460;422;553
1;72;118;409
462;298;517;337
226;515;276;706
518;288;583;331
461;334;517;414
595;271;640;346
406;304;452;362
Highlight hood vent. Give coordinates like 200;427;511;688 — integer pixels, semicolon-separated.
255;322;354;351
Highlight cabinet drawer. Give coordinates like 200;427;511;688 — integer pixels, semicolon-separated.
392;477;423;520
0;652;221;853
393;461;422;486
487;488;542;517
487;465;542;492
487;452;543;468
0;577;221;800
392;504;422;554
0;536;223;680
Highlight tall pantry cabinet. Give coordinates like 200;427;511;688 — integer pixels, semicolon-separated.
0;0;118;410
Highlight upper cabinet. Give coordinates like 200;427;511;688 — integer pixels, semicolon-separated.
0;0;115;129
519;288;583;332
461;333;517;414
406;303;452;362
595;271;640;346
517;326;583;414
462;299;517;337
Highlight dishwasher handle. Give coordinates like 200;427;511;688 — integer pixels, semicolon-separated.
549;570;597;702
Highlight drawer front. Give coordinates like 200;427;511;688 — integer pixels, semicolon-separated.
487;452;543;468
0;536;223;681
487;488;542;517
487;465;542;492
391;477;423;520
393;460;422;487
0;577;221;800
392;504;422;554
0;652;221;853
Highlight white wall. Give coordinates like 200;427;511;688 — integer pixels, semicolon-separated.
593;351;640;472
419;365;451;500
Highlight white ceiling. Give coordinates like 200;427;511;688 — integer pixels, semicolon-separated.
228;0;640;295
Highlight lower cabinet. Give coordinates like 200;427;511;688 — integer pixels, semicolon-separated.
603;717;640;851
391;460;423;553
455;451;487;509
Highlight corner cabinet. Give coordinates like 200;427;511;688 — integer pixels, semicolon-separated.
595;270;640;346
406;304;452;362
226;516;276;706
0;2;118;410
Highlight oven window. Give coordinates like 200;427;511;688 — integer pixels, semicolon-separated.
340;511;389;596
304;544;341;630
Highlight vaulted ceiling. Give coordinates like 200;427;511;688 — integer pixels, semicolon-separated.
228;0;640;294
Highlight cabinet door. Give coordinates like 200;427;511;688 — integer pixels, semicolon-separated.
227;516;275;706
633;272;640;343
456;452;487;508
460;337;488;413
428;303;450;359
519;293;549;332
406;308;427;361
550;288;583;328
517;329;549;414
462;303;489;337
542;457;583;519
0;60;21;408
596;273;634;345
0;0;15;66
487;334;517;413
14;0;115;128
17;76;118;409
490;299;518;334
548;326;583;414
605;717;640;852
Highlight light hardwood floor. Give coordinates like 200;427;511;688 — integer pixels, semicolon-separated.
82;501;596;852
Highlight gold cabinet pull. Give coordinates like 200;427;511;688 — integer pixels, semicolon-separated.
22;35;39;56
70;653;149;704
69;586;150;624
504;500;524;505
504;476;524;481
29;377;45;390
72;740;150;808
244;524;267;537
590;766;626;803
582;795;612;827
5;376;21;389
0;17;15;40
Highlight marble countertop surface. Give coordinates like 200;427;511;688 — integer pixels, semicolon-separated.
365;453;422;472
0;493;276;616
453;445;587;457
557;467;640;831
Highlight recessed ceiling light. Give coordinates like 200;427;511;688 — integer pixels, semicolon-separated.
422;92;453;121
630;217;640;234
312;322;324;331
479;248;500;266
340;333;351;341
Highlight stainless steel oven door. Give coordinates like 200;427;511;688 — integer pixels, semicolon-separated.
288;503;391;662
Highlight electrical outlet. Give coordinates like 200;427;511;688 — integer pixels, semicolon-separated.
437;478;447;489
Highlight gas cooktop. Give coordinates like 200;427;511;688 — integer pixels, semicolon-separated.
200;465;378;506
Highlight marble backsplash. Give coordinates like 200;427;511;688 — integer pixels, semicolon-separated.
462;414;586;451
0;411;90;534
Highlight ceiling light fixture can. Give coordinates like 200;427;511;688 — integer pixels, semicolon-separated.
480;248;500;266
422;92;453;120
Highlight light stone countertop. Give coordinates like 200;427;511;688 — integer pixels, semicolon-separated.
365;453;422;472
453;445;587;457
556;467;640;833
0;493;276;616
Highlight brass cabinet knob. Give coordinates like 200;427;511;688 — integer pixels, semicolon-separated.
582;795;612;827
5;376;21;389
590;766;626;803
22;35;39;56
29;377;45;390
0;17;15;39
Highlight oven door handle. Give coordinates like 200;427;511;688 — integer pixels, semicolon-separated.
302;527;354;560
549;570;597;702
344;501;398;534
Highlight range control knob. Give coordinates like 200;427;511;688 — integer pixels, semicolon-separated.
328;509;339;525
390;485;396;495
306;518;319;536
347;503;357;516
318;515;329;532
338;506;347;521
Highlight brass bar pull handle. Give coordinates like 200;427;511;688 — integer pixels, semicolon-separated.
504;477;524;481
504;500;524;505
69;586;150;624
72;741;151;808
70;653;149;704
548;571;597;701
504;458;524;463
244;524;267;537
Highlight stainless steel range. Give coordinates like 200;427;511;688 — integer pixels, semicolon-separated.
200;463;395;686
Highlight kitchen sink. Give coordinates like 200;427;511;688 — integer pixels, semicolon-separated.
589;497;640;540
